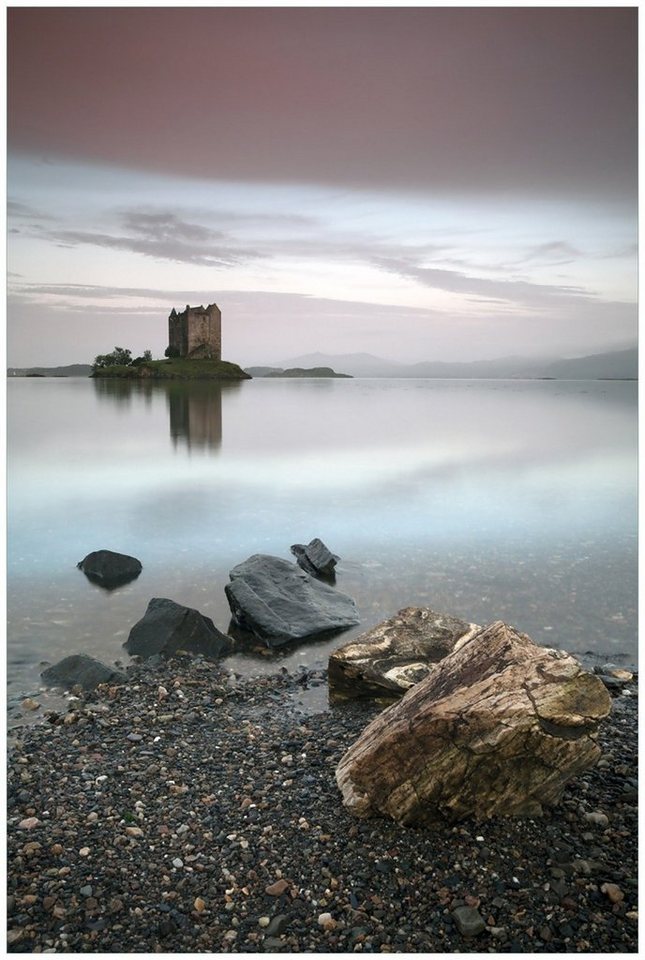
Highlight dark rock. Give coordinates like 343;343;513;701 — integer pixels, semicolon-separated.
41;654;126;691
125;598;233;659
337;621;612;824
225;554;359;647
77;550;142;589
157;918;177;938
290;538;339;578
329;606;479;701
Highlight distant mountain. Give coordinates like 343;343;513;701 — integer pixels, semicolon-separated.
8;364;93;377
537;348;637;380
257;347;637;380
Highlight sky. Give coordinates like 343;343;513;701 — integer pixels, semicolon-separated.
6;6;638;367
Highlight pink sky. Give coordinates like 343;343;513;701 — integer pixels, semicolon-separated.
7;7;638;366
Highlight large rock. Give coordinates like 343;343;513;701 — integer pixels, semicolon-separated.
225;554;359;647
336;620;612;825
329;606;479;701
125;598;233;659
77;550;142;589
41;654;126;691
290;538;339;578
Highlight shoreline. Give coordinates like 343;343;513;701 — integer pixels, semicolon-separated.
7;657;638;953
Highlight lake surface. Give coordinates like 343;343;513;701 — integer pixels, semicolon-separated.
7;376;637;720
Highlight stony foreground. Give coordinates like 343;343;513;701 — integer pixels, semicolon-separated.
7;658;638;953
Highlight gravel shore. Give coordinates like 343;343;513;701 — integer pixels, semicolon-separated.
7;657;638;953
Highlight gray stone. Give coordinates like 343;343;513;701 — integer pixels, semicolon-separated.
41;654;126;691
329;606;479;701
225;554;359;647
290;538;338;578
125;598;233;660
77;550;142;589
452;906;486;937
265;914;290;936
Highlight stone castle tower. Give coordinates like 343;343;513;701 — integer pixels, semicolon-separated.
168;303;221;360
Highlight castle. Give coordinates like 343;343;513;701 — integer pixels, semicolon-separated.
168;303;221;360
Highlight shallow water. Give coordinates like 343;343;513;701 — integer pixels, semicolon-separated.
7;376;637;719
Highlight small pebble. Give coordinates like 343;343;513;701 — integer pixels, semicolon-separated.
601;883;625;904
585;811;609;827
265;879;289;896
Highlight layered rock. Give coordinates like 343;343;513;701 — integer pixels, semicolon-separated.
329;606;479;701
77;550;142;589
336;620;612;825
41;654;126;691
225;554;359;647
290;538;339;578
125;598;233;659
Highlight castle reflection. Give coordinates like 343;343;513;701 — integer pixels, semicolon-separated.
92;378;243;451
167;382;224;451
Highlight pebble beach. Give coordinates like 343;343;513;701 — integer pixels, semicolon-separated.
7;657;638;954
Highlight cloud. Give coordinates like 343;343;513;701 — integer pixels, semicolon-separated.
42;209;263;267
7;199;54;221
372;256;596;309
520;241;584;263
8;8;637;201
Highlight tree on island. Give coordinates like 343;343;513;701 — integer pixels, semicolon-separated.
92;347;154;370
164;345;180;359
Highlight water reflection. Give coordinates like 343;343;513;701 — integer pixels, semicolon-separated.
7;377;637;717
92;378;243;451
167;383;223;451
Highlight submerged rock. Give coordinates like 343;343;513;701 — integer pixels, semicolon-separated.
77;550;142;589
225;554;359;647
329;606;479;701
290;538;339;578
41;654;126;691
125;598;233;659
336;620;612;825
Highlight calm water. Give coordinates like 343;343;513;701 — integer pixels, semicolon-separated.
7;376;637;719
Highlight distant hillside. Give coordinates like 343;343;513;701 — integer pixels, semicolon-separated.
277;352;403;377
8;364;93;377
260;347;637;380
537;349;638;380
265;366;352;379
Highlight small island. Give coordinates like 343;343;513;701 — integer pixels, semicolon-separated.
92;357;250;381
265;367;352;379
91;303;250;381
